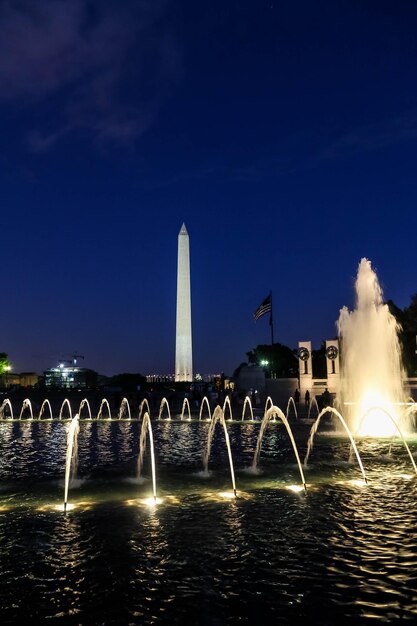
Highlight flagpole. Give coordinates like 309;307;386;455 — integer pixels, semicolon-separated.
270;290;274;345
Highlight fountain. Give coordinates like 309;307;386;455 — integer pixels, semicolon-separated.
307;396;320;419
251;405;307;492
158;397;171;420
180;397;191;421
118;397;131;420
222;395;233;421
63;414;80;512
38;399;53;420
286;396;298;420
0;385;416;623
0;398;13;419
137;412;157;502
304;407;368;484
353;406;417;475
78;398;92;420
198;395;211;421
264;396;273;414
138;398;150;420
59;398;73;420
97;398;112;420
338;258;408;436
241;395;254;421
19;398;33;420
1;259;417;623
202;406;237;497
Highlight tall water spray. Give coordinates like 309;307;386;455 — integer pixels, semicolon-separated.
337;258;408;436
64;414;80;511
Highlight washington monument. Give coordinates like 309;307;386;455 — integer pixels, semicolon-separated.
175;223;193;381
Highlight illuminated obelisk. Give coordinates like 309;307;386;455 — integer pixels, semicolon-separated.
175;223;193;382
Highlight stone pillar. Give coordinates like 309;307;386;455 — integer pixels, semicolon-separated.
175;224;193;382
298;341;312;398
325;339;340;394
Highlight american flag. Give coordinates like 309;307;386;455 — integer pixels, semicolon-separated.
253;293;272;322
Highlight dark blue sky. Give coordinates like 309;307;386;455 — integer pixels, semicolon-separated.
1;0;417;377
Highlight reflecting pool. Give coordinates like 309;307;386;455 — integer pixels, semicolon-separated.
1;418;417;624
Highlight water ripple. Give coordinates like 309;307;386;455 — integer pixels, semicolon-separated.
0;421;417;623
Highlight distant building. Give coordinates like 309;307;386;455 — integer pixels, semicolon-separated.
44;364;97;389
4;373;20;387
19;372;39;387
146;374;175;383
1;372;38;388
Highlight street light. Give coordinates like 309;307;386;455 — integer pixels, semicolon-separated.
260;360;269;367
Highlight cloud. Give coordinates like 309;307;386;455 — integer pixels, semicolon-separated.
318;113;417;161
137;109;417;189
135;156;292;189
0;0;181;148
27;125;74;153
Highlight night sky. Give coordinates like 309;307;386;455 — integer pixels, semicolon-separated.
1;0;417;377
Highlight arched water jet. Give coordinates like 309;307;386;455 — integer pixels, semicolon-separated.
137;412;157;501
118;398;131;420
354;406;417;475
38;399;53;420
181;397;191;421
252;406;307;493
138;398;150;421
78;398;92;420
0;399;13;419
199;396;211;421
223;396;233;421
202;406;237;496
264;396;273;414
241;396;254;421
286;397;298;420
304;407;367;484
158;397;171;421
307;397;320;419
97;399;112;420
59;399;73;420
19;399;33;420
64;414;80;512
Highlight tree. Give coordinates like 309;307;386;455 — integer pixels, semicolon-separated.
0;353;11;387
0;353;11;375
387;297;417;376
107;372;146;392
400;295;417;376
246;343;298;378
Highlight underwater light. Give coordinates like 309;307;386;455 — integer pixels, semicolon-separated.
37;500;94;513
126;497;163;507
349;479;367;487
286;484;305;493
219;491;237;499
204;491;237;502
356;398;400;437
144;497;162;506
58;503;76;512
